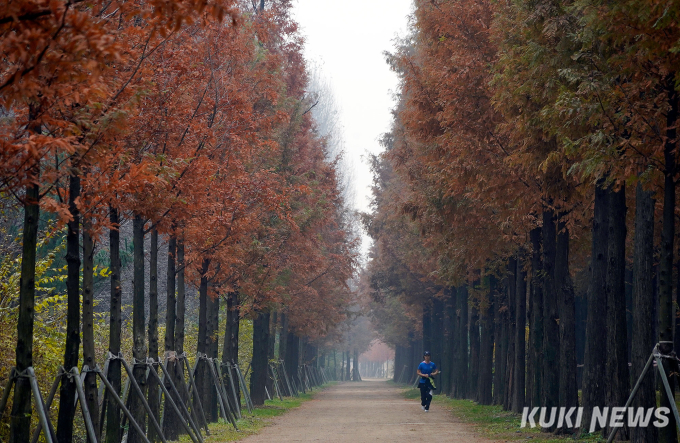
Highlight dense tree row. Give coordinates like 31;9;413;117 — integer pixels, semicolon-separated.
0;0;358;441
365;0;680;441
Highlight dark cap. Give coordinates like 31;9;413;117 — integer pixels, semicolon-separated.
423;351;431;356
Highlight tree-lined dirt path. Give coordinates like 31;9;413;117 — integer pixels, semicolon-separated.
238;380;498;442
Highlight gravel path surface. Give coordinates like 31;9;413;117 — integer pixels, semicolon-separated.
237;379;499;442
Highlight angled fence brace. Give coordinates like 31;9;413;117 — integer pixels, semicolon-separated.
222;362;242;419
182;357;210;435
607;342;680;443
0;367;16;417
160;357;206;438
269;363;283;400
205;357;237;428
214;361;239;424
119;357;169;443
234;363;253;413
27;367;56;443
94;365;151;443
71;366;99;443
31;368;62;443
211;359;236;426
279;361;296;397
147;361;202;443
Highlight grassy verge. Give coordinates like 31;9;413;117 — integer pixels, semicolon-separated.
179;387;327;442
398;384;605;442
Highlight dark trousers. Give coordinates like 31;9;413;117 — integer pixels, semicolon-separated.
419;381;433;409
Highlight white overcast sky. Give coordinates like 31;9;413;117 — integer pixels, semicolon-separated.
292;0;413;217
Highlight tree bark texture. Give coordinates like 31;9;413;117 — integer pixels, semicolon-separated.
195;258;216;422
582;181;609;435
630;182;657;443
469;301;480;399
504;259;517;411
106;206;123;443
147;229;160;442
555;218;578;425
128;214;148;443
605;185;629;439
477;278;495;405
493;282;507;406
57;174;81;443
659;79;678;443
542;209;559;430
456;285;469;399
163;236;182;441
82;224;99;441
529;227;543;409
175;240;186;354
512;256;527;413
222;292;240;407
10;181;39;443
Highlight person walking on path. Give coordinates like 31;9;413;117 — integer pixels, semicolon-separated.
417;351;439;411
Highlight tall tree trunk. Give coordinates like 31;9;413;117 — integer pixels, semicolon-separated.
147;229;160;442
196;258;215;422
208;287;219;420
605;185;629;439
630;183;657;443
659;79;678;443
468;301;480;399
353;348;360;381
504;259;517;411
175;240;186;354
446;287;457;396
478;277;495;405
128;214;147;443
285;331;300;388
163;237;182;440
493;282;507;406
512;256;527;413
456;285;469;399
82;223;99;441
279;312;288;365
57;174;81;443
267;312;277;393
582;181;609;436
222;292;240;405
106;206;123;443
542;209;559;431
556;217;578;430
529;227;543;409
165;237;177;352
422;303;432;354
174;239;190;420
10;180;40;443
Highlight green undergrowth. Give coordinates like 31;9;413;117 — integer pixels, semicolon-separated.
399;384;605;442
179;388;324;443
